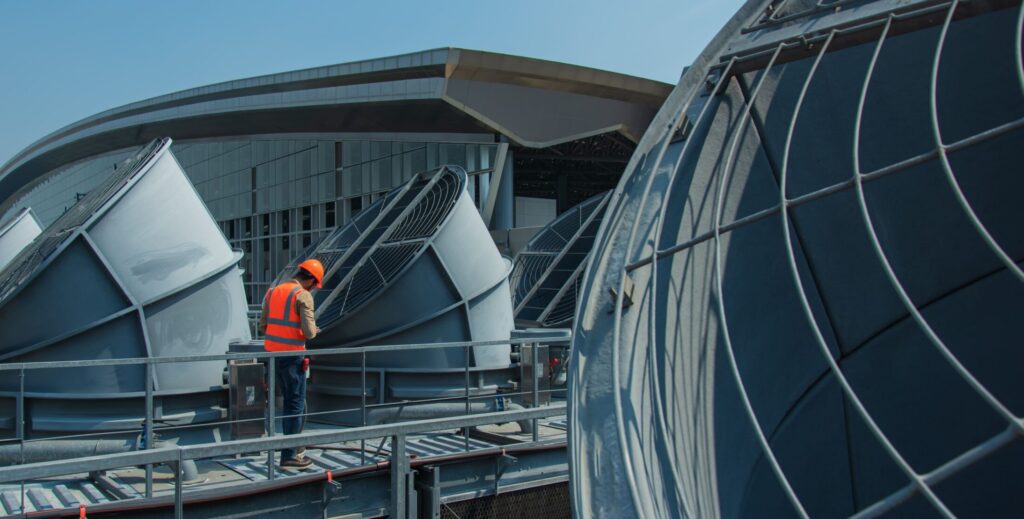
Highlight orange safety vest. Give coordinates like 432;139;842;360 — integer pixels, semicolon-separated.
263;281;307;352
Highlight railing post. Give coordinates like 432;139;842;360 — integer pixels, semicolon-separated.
361;352;367;465
532;343;540;443
17;368;24;515
464;344;471;451
144;362;154;498
390;433;409;519
16;368;24;452
174;449;184;519
267;355;276;480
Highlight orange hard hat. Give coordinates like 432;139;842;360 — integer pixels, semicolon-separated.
298;258;324;288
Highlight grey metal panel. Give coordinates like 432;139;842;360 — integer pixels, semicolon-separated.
4;314;146;396
717;217;836;435
0;236;131;357
433;196;507;300
0;208;41;272
466;279;515;368
443;78;656;148
570;1;1024;518
145;266;251;392
88;150;236;304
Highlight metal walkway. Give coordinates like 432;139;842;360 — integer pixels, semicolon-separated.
0;415;568;518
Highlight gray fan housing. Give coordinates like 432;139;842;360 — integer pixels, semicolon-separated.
0;138;251;438
510;192;610;328
274;165;514;425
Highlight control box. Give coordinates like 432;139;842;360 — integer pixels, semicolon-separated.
229;359;266;440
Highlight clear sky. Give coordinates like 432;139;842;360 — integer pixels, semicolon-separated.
0;0;744;167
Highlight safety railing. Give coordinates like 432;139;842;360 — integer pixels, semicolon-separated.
0;331;570;519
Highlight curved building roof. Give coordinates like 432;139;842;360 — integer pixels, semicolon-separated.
0;48;671;214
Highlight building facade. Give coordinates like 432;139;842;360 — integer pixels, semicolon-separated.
0;48;670;303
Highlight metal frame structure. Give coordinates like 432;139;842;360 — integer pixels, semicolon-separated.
0;332;569;518
571;0;1024;517
510;192;611;328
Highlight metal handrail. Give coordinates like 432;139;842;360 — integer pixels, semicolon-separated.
0;331;570;518
0;404;566;484
0;333;570;371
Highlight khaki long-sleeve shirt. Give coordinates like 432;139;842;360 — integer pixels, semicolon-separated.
258;280;318;340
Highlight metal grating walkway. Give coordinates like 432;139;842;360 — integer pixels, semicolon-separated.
218;432;502;483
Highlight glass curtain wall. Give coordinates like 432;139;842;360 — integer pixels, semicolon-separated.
175;138;499;305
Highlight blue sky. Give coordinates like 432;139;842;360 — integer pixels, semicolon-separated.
0;0;743;166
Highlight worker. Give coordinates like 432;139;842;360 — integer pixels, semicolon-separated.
258;258;324;468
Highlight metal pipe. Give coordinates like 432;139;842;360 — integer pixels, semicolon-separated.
364;401;533;434
0;437;202;483
0;438;138;465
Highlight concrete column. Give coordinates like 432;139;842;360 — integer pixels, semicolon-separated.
493;147;514;230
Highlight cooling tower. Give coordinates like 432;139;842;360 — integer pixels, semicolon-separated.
570;1;1024;517
273;165;515;424
0;208;41;272
510;192;610;328
0;138;251;439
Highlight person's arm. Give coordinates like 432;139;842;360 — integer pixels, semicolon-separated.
295;291;319;340
258;290;270;334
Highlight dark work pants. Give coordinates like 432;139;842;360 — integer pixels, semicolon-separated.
274;355;306;459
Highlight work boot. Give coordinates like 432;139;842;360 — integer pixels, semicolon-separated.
281;456;313;468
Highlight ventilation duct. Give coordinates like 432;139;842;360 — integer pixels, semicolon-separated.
510;192;610;328
0;208;41;272
273;165;514;424
0;138;251;440
570;1;1024;517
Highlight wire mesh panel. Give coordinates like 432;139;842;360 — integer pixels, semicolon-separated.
510;192;611;327
441;482;571;519
570;1;1024;518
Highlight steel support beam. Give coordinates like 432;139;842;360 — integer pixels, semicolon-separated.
390;434;410;519
481;142;510;229
417;465;442;519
